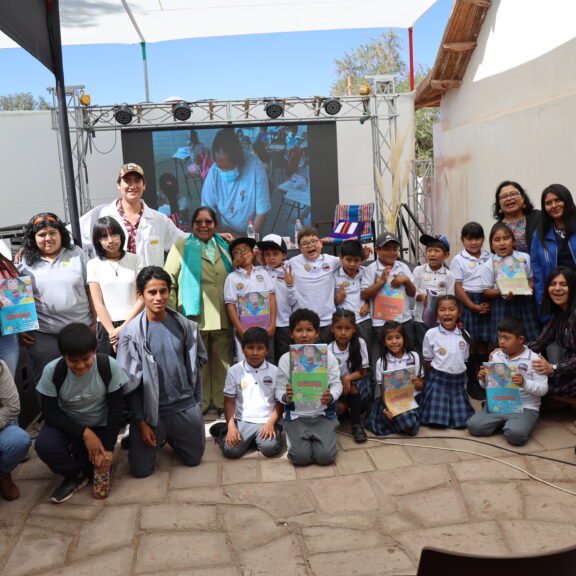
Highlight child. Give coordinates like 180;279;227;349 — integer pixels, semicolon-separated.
334;239;372;356
35;323;127;503
450;222;492;399
365;321;423;436
361;232;416;368
419;295;475;428
0;359;31;501
209;327;283;458
481;222;540;342
276;308;342;466
224;237;276;360
289;226;342;343
327;310;371;443
468;317;548;445
117;266;207;478
257;234;298;364
412;234;455;351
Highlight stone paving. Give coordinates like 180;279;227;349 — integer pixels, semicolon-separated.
2;410;576;576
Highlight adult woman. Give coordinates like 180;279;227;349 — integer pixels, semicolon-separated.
0;254;22;377
530;184;576;310
201;128;271;235
530;267;576;400
164;207;233;415
17;213;95;383
87;216;144;355
492;180;540;253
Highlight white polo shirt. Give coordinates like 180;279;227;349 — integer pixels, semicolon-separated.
450;249;491;293
361;259;414;326
334;267;371;324
265;265;298;328
412;263;456;323
480;251;533;290
328;338;369;379
224;360;278;423
423;325;469;374
488;348;548;412
289;253;341;326
224;266;276;306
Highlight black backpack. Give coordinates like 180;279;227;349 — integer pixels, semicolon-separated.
52;353;112;393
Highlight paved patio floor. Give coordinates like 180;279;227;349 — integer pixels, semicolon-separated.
2;409;576;576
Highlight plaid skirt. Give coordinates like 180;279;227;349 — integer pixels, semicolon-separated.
419;368;475;428
490;296;540;342
339;375;373;412
460;292;491;343
365;396;420;436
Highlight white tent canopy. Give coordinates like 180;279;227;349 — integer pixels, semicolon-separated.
0;0;439;48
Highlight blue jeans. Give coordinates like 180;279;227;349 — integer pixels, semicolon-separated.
0;334;19;378
0;420;31;473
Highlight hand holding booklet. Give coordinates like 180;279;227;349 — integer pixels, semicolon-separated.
382;367;418;417
483;362;524;414
0;276;39;335
290;344;328;402
493;255;532;296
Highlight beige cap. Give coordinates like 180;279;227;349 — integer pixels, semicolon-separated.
118;163;145;179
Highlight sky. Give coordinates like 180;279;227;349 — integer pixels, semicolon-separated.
0;0;453;106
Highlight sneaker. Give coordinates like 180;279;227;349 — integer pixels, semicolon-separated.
50;474;89;504
218;409;225;420
209;421;228;439
120;424;130;449
351;424;368;444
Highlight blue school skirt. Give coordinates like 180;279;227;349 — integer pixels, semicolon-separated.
460;292;491;343
419;368;475;428
365;396;420;436
490;295;540;342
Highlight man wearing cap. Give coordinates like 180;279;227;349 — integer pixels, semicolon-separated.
79;163;188;267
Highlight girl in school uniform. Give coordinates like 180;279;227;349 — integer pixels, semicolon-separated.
450;222;492;399
481;222;540;342
419;295;475;429
327;310;371;443
365;321;423;436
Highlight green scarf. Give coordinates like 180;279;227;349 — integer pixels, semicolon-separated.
181;233;233;317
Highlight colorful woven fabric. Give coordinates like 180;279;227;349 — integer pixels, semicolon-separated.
322;203;375;244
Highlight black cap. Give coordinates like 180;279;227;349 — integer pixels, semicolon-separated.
375;232;400;247
229;236;256;253
420;234;450;252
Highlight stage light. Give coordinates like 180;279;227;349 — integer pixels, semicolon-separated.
323;98;342;116
264;99;283;119
172;101;192;121
114;104;133;125
359;83;371;96
79;93;91;106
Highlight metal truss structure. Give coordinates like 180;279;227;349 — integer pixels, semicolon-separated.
52;86;434;259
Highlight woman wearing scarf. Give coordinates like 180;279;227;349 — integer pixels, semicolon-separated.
165;207;233;416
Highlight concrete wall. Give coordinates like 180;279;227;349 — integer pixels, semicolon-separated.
433;0;576;250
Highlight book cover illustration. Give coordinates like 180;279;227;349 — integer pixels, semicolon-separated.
238;291;271;330
0;276;39;335
374;282;404;321
290;344;328;402
493;255;532;296
422;289;440;328
483;361;525;414
382;367;418;417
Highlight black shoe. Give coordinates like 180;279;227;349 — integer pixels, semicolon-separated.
217;409;225;420
351;424;368;443
50;474;89;504
209;421;228;439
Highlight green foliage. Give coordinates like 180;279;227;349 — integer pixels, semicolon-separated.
0;92;50;111
331;32;437;160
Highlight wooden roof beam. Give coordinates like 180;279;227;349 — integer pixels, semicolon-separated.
430;79;462;90
442;41;477;52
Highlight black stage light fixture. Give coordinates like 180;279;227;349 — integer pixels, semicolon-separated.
264;99;283;119
323;97;342;116
114;104;134;125
172;101;192;121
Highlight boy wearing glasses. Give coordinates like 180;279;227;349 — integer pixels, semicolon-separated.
224;237;276;360
289;227;342;343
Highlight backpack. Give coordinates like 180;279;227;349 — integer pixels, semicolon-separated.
52;353;112;394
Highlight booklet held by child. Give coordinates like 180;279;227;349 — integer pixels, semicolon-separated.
483;361;524;414
374;283;404;321
493;255;532;296
238;291;271;330
290;344;328;402
0;276;39;335
382;367;418;417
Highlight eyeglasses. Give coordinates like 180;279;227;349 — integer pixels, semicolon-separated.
194;219;214;226
499;192;521;201
100;234;121;241
299;239;319;248
232;248;252;256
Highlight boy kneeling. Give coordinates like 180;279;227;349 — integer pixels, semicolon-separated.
210;327;282;458
35;323;127;503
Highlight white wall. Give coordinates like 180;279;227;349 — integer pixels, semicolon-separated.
433;0;576;250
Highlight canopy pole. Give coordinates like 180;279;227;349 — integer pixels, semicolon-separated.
409;26;415;91
140;42;150;102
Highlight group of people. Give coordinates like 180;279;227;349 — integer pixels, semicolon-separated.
1;170;575;504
